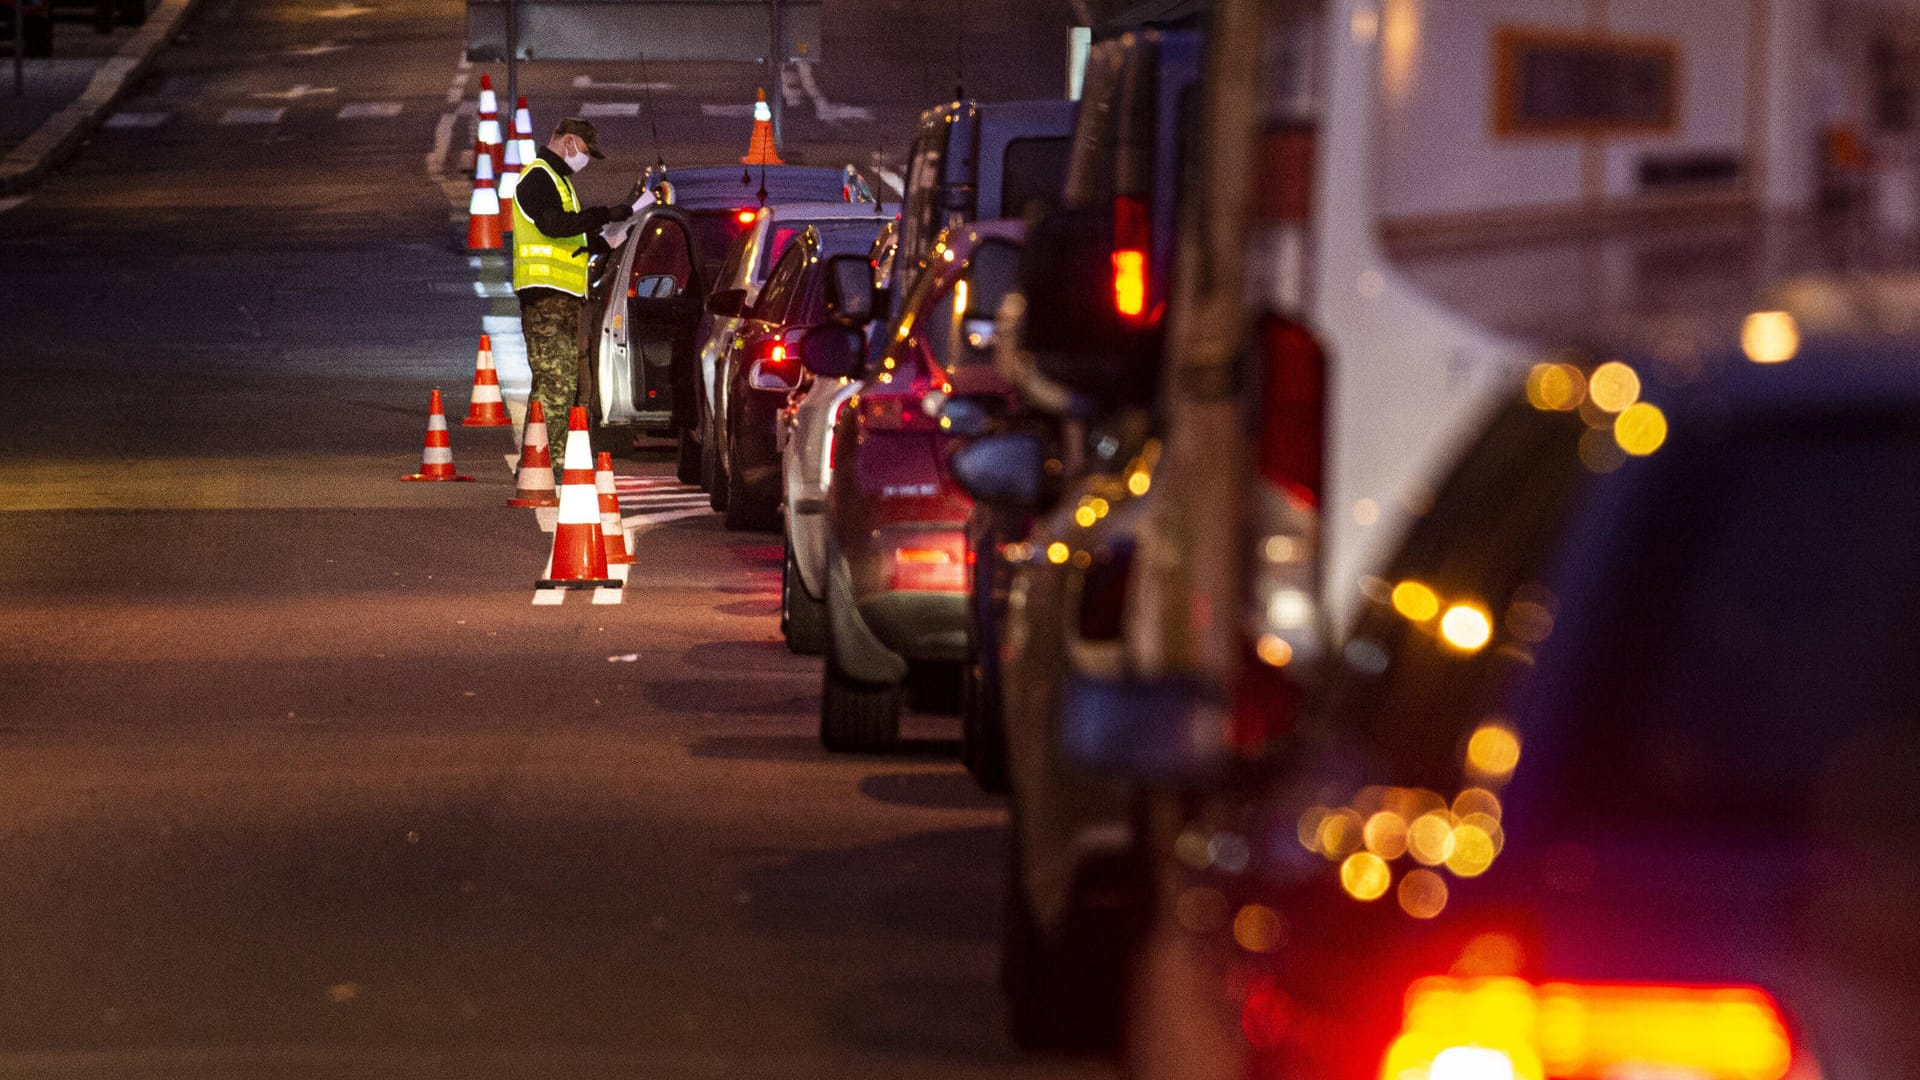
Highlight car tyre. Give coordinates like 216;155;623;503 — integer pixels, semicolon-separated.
1001;834;1138;1055
819;624;901;752
723;461;779;531
675;424;701;484
783;538;827;655
705;407;730;511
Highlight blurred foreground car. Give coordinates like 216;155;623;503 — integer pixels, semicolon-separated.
800;222;1026;751
1129;341;1920;1080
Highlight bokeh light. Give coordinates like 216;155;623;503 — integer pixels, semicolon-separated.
1340;852;1392;901
1466;722;1522;779
1398;868;1449;919
1741;310;1800;364
1364;810;1410;860
1586;361;1641;412
1439;604;1493;652
1613;402;1668;456
1232;903;1287;953
1392;580;1440;622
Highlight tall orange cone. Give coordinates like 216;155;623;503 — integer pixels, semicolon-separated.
596;452;635;565
474;73;504;180
510;96;537;169
467;152;503;251
536;407;618;591
507;399;560;507
402;389;475;482
461;334;512;427
741;88;783;166
501;95;536;226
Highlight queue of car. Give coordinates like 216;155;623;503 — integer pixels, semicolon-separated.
579;1;1911;1073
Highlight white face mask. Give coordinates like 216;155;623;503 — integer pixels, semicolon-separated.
564;147;591;173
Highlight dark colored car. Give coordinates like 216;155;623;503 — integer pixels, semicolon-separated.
1130;342;1920;1080
709;218;887;531
810;221;1027;752
582;164;865;469
945;25;1203;1052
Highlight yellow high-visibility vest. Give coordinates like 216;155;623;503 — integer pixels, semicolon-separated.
512;158;589;296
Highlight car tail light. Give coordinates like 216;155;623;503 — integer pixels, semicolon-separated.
889;532;966;592
1112;193;1151;325
1378;977;1795;1080
736;208;758;226
1233;315;1328;752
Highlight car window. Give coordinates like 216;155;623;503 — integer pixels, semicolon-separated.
755;243;810;324
1550;417;1920;831
711;228;749;295
627;217;694;298
901;122;951;270
999;136;1071;220
1062;41;1128;209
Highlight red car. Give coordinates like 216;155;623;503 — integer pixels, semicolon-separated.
813;221;1026;751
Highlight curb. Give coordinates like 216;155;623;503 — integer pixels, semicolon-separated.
0;0;205;196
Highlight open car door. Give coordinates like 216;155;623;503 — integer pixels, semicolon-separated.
592;209;704;432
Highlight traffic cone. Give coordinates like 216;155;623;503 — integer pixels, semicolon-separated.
535;407;618;591
461;334;512;427
741;88;784;166
467;152;503;251
475;73;504;180
507;399;560;507
511;97;537;164
402;388;475;482
499;126;523;229
596;452;635;565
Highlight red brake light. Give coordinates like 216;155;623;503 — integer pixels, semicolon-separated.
1257;314;1327;507
889;533;966;591
1380;977;1796;1080
736;209;757;226
1111;194;1150;324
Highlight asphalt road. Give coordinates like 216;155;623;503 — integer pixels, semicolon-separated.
0;1;1109;1076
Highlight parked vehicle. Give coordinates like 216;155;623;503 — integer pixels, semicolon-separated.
797;222;1026;752
709;219;887;531
778;219;901;655
945;24;1202;1052
1130;339;1920;1080
701;205;893;520
582;165;867;473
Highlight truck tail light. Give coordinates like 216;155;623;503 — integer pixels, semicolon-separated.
1233;315;1328;752
890;532;966;592
1379;977;1796;1080
1112;193;1151;324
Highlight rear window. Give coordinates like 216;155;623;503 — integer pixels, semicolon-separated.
688;210;755;293
758;218;888;282
999;137;1071;219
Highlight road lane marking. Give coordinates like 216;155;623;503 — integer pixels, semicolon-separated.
472;281;513;297
252;84;337;101
337;101;403;119
285;41;348;56
572;75;672;92
793;61;871;123
578;102;640;118
877;168;904;196
104;111;168;128
313;2;374;17
219;108;285;125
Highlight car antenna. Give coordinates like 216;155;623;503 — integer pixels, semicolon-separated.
637;50;665;173
953;0;967;101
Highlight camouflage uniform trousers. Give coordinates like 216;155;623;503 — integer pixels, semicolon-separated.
519;290;587;464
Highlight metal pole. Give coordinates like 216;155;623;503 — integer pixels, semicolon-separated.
768;0;782;152
14;0;25;99
505;0;518;130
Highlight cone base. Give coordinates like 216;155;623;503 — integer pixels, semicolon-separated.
402;473;476;482
462;416;513;427
535;578;621;590
507;494;560;507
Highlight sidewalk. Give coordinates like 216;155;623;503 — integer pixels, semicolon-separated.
0;0;200;194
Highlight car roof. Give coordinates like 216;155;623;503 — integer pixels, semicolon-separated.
761;201;895;221
654;165;852;208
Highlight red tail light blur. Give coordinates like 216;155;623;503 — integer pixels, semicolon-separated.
1376;976;1796;1080
735;208;758;226
1257;315;1326;506
1112;194;1151;325
889;532;966;591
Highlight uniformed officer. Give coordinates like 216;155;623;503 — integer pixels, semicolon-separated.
511;117;637;462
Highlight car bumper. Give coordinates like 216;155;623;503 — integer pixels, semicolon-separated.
855;590;969;662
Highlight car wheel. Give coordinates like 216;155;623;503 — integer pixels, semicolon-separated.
1001;832;1140;1054
706;407;730;512
723;459;779;531
819;620;901;752
962;658;1009;792
783;538;827;655
675;424;701;484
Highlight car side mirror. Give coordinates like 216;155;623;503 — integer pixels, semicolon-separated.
825;254;877;327
938;395;992;438
707;288;747;318
748;357;802;392
949;431;1044;509
796;324;865;379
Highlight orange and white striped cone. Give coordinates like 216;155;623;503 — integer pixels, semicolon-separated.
499;126;523;229
511;96;537;174
741;88;784;166
467;152;503;251
475;73;504;180
536;407;617;590
461;334;512;427
507;399;560;507
596;452;635;565
402;388;475;482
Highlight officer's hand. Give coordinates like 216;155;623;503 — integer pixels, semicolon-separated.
606;203;634;223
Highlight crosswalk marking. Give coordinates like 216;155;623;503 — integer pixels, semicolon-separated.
614;477;712;527
219;107;285;125
104;112;168;129
337;101;403;120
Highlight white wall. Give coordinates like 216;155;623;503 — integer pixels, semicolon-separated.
1375;0;1821;221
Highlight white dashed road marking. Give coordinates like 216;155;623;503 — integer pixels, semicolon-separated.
572;75;672;92
252;84;337;101
220;108;285;125
578;102;640;118
285;41;348;56
337;101;403;119
104;112;168;129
